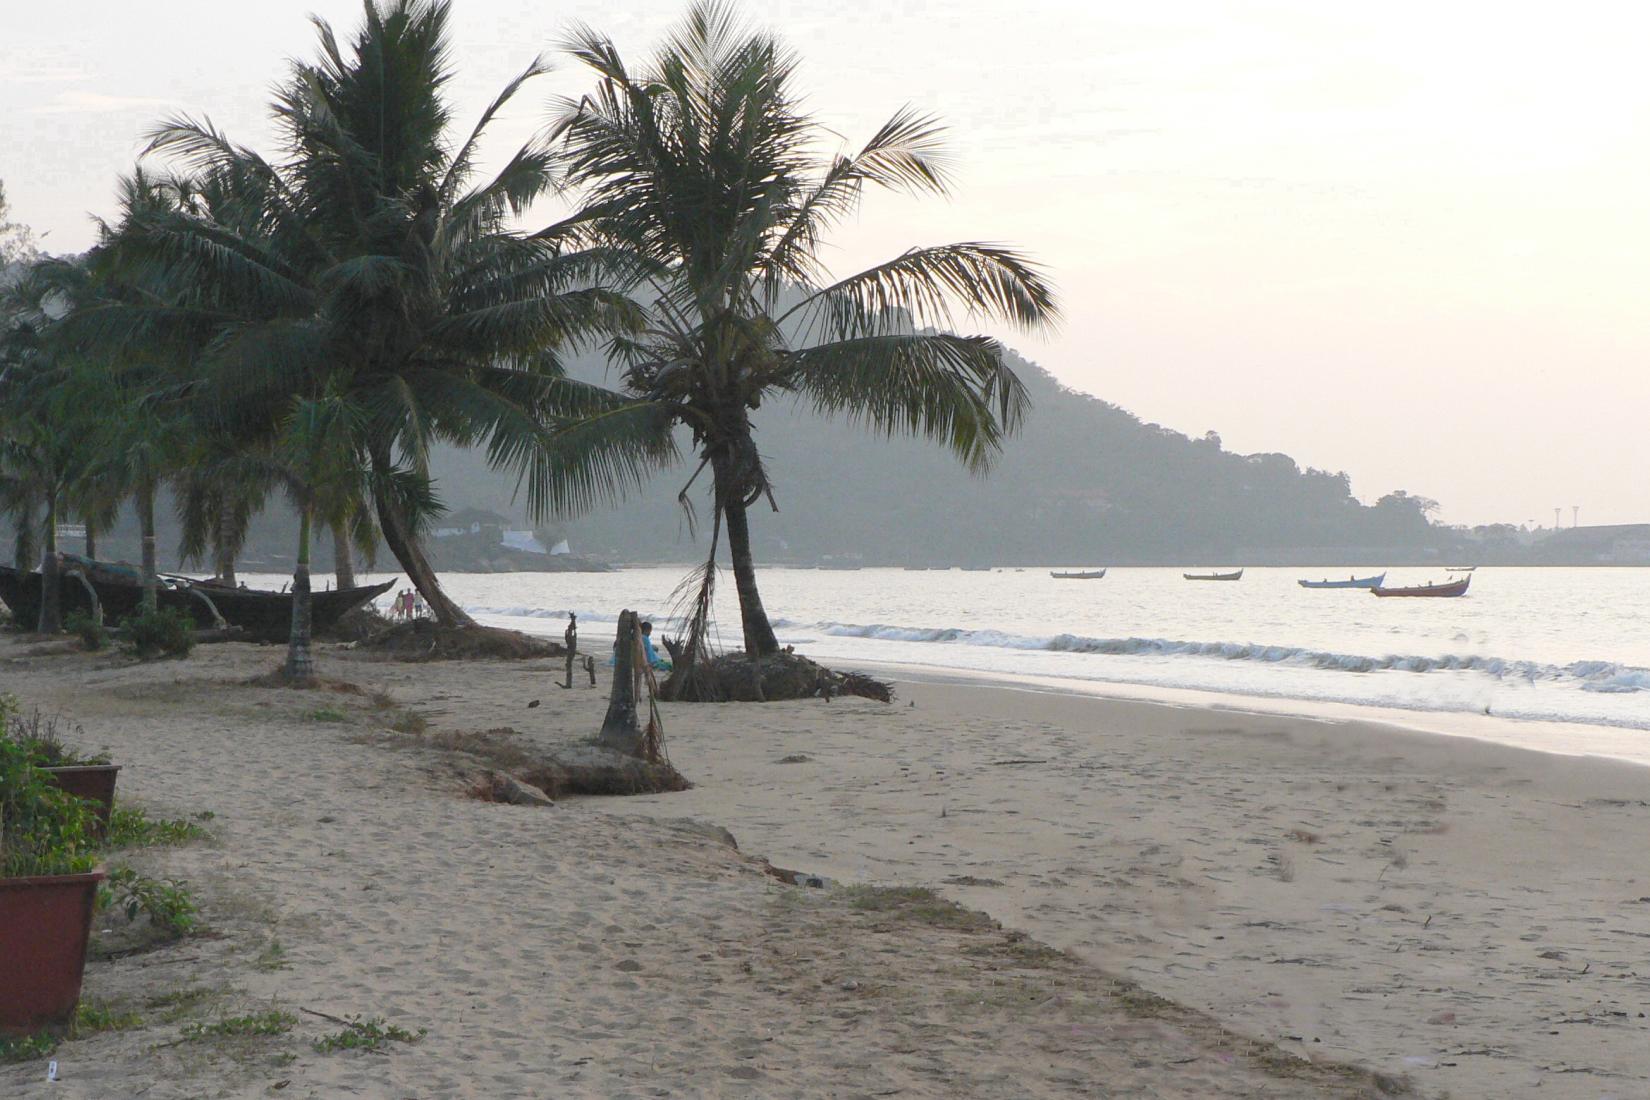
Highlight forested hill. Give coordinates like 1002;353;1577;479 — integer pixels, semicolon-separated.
431;349;1444;567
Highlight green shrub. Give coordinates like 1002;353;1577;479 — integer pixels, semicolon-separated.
99;866;198;938
123;607;195;659
64;611;109;652
1;697;110;767
0;737;99;878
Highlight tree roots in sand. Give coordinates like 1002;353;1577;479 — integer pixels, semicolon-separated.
662;649;892;703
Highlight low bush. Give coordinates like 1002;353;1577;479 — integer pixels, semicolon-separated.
0;736;99;878
1;696;110;766
123;607;195;659
64;611;109;652
99;866;199;939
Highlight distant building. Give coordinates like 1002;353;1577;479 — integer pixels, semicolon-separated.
501;530;548;555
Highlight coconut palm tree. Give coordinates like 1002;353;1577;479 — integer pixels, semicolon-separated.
0;264;111;632
134;0;646;628
544;2;1058;658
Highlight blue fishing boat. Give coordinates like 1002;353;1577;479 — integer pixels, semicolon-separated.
1298;572;1386;590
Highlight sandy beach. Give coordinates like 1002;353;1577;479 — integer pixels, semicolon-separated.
2;634;1645;1098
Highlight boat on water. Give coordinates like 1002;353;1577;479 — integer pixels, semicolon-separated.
1298;572;1386;590
1370;576;1471;598
1445;566;1477;572
0;556;395;641
1050;569;1107;580
1183;569;1243;581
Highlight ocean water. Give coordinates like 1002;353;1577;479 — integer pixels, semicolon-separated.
278;565;1650;741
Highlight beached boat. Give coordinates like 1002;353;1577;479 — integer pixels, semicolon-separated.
1298;572;1386;590
0;559;395;641
1183;569;1243;581
1370;576;1471;598
1050;569;1106;580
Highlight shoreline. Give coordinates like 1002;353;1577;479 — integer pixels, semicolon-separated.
835;656;1650;769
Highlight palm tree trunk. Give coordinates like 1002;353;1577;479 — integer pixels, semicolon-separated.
37;495;61;634
373;492;473;628
214;510;236;586
137;481;158;613
84;520;97;561
285;506;315;682
721;494;780;657
332;522;356;590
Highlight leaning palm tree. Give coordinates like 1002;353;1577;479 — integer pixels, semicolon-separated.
545;2;1058;659
136;0;644;628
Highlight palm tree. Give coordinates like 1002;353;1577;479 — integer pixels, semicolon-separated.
545;2;1058;658
0;264;111;632
136;0;644;628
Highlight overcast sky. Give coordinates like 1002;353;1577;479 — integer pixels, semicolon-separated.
4;1;1646;527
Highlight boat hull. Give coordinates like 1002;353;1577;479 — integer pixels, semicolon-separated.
1050;570;1106;580
1184;570;1243;581
1370;577;1471;598
0;565;394;641
1298;572;1386;589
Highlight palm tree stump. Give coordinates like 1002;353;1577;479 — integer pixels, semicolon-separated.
598;610;643;756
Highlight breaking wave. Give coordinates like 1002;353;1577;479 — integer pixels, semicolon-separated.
775;619;1650;694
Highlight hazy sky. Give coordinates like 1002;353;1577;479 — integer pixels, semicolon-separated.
4;1;1646;527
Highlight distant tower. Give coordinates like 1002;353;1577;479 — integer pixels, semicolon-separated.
1554;507;1562;530
1572;506;1580;529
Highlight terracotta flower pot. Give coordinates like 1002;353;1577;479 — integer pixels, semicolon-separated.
42;765;120;839
0;869;106;1034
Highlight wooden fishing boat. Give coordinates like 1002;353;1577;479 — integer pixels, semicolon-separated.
1298;572;1386;590
1183;569;1243;581
1370;576;1471;598
1445;566;1477;572
0;560;395;641
1050;569;1107;580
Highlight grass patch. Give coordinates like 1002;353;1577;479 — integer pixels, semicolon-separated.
0;1000;146;1064
838;885;998;932
0;1031;57;1064
73;999;144;1034
308;706;351;724
254;938;291;972
181;1010;296;1040
312;1015;425;1053
107;805;212;849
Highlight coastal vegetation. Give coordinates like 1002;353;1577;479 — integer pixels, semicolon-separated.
0;0;1054;687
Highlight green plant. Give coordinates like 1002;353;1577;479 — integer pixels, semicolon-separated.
122;606;194;659
0;1031;57;1064
0;737;99;878
99;866;198;938
72;998;143;1034
308;706;350;724
106;805;210;849
312;1015;425;1053
64;611;109;652
182;1010;295;1040
0;696;109;766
